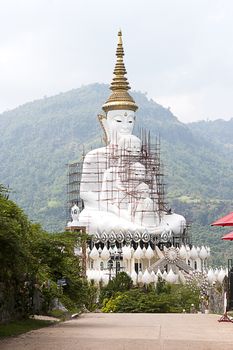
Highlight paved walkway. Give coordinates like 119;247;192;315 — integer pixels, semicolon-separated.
1;313;233;350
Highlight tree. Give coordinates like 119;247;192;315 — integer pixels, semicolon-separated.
0;183;89;322
99;272;133;304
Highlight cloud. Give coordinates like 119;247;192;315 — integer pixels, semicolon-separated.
0;0;233;123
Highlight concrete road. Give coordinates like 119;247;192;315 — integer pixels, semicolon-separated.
1;313;233;350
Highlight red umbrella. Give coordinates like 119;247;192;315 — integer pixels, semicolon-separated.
214;213;233;323
221;232;233;241
211;212;233;227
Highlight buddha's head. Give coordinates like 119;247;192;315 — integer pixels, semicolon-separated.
106;110;135;143
131;162;146;181
118;134;141;157
136;182;150;198
99;31;138;145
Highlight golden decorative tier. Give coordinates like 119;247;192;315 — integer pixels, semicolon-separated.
102;31;138;113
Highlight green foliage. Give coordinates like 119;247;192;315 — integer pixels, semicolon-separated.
100;274;199;314
30;230;90;313
0;194;37;320
0;319;56;338
155;276;171;294
48;309;68;319
171;284;200;312
102;289;169;313
101;284;199;313
84;280;99;311
189;119;233;147
99;272;133;304
0;189;89;322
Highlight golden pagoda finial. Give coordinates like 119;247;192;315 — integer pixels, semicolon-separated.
118;29;122;43
102;31;138;113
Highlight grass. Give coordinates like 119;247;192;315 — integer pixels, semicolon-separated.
48;308;70;319
0;319;56;338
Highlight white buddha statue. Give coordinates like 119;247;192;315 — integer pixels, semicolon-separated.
78;108;146;233
78;110;137;212
78;30;186;239
79;31;140;232
130;182;159;228
67;204;80;227
99;135;142;213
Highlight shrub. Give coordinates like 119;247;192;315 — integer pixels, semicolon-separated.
99;272;133;304
101;283;200;313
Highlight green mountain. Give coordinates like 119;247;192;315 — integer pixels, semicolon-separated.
0;83;232;265
189;118;233;148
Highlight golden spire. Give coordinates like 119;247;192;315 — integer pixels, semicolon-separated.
102;30;138;113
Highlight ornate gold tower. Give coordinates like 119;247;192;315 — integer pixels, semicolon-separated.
102;31;138;113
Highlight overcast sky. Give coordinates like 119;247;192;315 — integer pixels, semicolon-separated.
0;0;233;123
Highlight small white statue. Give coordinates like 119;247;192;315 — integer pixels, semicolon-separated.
69;204;80;227
131;183;158;226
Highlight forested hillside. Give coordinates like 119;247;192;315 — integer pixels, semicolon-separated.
188;118;233;147
0;83;232;265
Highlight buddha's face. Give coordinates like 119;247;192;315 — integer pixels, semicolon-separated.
137;183;150;198
107;110;135;143
118;135;141;157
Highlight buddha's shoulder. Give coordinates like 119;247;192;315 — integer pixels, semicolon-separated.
83;147;108;160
